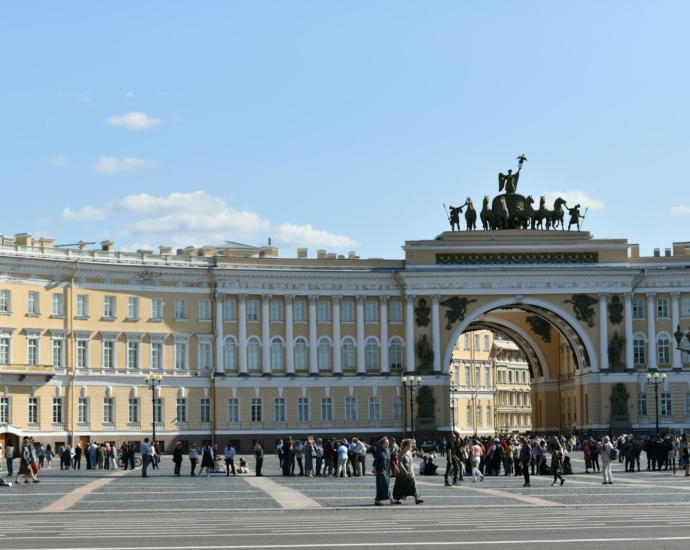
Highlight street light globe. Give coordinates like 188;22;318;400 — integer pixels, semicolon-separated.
416;376;422;383
646;374;651;380
661;374;667;380
143;374;150;381
653;372;659;379
401;376;407;383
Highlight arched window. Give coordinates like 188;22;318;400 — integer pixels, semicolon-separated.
318;337;331;372
657;333;671;365
223;337;237;372
390;337;403;371
342;337;355;371
633;334;646;365
365;337;379;371
294;338;307;371
247;337;260;372
466;404;472;427
270;337;283;371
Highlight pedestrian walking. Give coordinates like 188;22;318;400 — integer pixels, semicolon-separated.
254;439;264;476
372;436;393;506
470;439;484;482
550;437;565;486
601;436;614;485
189;443;199;476
172;441;183;476
519;436;531;487
200;442;215;477
392;438;423;505
444;434;458;486
6;442;14;476
140;438;151;477
45;444;53;470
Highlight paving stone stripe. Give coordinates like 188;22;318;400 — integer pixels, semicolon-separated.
243;476;322;509
40;469;131;513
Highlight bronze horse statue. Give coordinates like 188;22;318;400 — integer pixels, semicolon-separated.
464;197;476;231
493;196;510;229
546;197;568;230
480;196;493;230
513;195;535;229
532;196;550;230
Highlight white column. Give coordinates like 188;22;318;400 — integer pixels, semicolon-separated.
356;295;366;375
332;295;342;374
431;294;442;373
405;294;416;373
379;296;389;374
624;293;634;370
285;295;295;375
238;294;248;375
672;292;681;369
646;292;657;369
214;292;225;374
261;294;271;375
309;295;318;375
598;293;609;371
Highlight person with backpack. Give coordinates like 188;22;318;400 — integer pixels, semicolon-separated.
589;439;601;472
601;435;615;485
630;436;642;472
550;437;565;486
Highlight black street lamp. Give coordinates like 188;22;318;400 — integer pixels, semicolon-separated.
645;372;666;436
144;374;163;444
401;376;422;442
449;380;456;434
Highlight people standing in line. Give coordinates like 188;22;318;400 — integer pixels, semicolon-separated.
140;438;151;477
6;442;14;476
372;436;394;506
189;443;199;476
172;441;183;476
519;437;531;487
200;442;215;477
392;438;423;505
314;438;324;476
470;439;485;482
601;435;614;485
224;442;236;476
254;439;264;476
550;437;565;486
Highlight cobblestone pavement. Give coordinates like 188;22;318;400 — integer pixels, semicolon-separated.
1;452;690;515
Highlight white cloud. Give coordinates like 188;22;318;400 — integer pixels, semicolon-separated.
276;223;357;248
93;156;155;175
62;205;108;221
106;112;164;130
48;156;71;167
544;190;604;211
126;92;134;98
74;92;92;104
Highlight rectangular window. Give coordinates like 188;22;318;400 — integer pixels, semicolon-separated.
199;299;211;320
223;299;236;321
464;334;470;350
389;302;402;322
321;397;333;422
487;406;492;427
176;398;187;422
317;302;330;322
345;397;358;422
76;295;88;317
52;398;63;423
104;296;116;318
467;406;473;427
175;342;188;370
154;398;163;423
128;297;140;319
175;299;187;320
128;398;140;423
77;340;88;368
127;341;140;369
199;342;212;370
103;341;115;369
392;396;403;421
365;302;377;322
0;337;10;364
274;397;286;423
683;297;690;317
465;365;471;386
368;396;381;421
0;289;10;313
0;397;9;423
484;335;490;351
247;300;259;321
477;406;483;427
633;338;646;365
660;392;672;416
103;398;114;424
485;366;491;386
28;291;39;315
228;398;239;423
251;398;263;422
638;394;647;416
297;397;310;422
151;342;163;370
78;397;88;424
200;398;211;423
52;293;64;316
294;301;306;322
270;301;283;322
475;366;481;386
632;299;644;319
474;334;480;351
28;397;39;424
152;298;163;319
658;337;671;365
52;339;64;367
657;298;669;318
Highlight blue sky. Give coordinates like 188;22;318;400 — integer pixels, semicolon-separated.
1;2;688;258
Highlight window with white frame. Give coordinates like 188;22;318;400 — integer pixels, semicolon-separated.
270;338;283;371
487;405;492;427
247;337;260;371
0;289;10;313
485;366;491;386
660;392;672;416
227;398;239;423
52;293;64;316
103;397;114;424
317;302;330;322
104;296;116;318
176;398;187;422
76;339;88;369
223;299;236;321
52;397;63;423
392;396;403;421
365;302;377;322
247;300;259;321
77;397;88;424
251;397;263;422
342;337;355;370
223;337;237;371
200;398;211;423
127;341;140;370
475;366;481;386
466;405;473;427
102;339;115;370
657;298;669;318
632;298;644;319
318;338;331;371
321;397;333;422
365;337;378;370
175;299;187;320
464;334;470;350
484;334;490;351
155;397;164;423
152;297;163;319
28;291;39;315
128;398;139;423
465;365;471;386
390;337;403;370
28;397;39;423
474;334;480;351
476;405;483;427
638;393;647;416
633;336;646;365
341;302;354;322
199;339;212;370
274;397;286;423
174;339;188;370
77;295;89;317
151;339;164;370
294;338;307;370
345;397;358;421
294;301;306;322
658;335;671;365
297;397;310;422
128;297;140;319
270;301;282;322
199;299;211;321
683;297;690;317
52;338;65;368
0;396;10;423
389;302;402;322
368;396;381;421
0;337;10;364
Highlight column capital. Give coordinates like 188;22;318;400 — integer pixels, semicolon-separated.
646;292;657;300
598;292;609;301
261;294;272;303
404;294;416;304
379;295;390;304
237;293;249;303
284;294;295;304
308;295;319;304
213;292;225;301
430;294;442;304
671;291;681;300
624;292;633;302
355;295;367;304
331;295;343;305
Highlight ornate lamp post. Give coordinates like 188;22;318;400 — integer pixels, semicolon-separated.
449;380;456;434
144;374;163;443
645;372;666;436
401;376;422;442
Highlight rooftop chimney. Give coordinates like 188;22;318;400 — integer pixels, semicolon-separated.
15;233;32;246
100;240;114;252
653;248;660;257
297;248;308;259
665;248;671;257
39;237;55;249
78;241;89;251
159;246;173;255
316;249;327;260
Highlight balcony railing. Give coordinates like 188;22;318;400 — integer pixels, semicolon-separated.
77;423;90;431
369;420;382;428
660;415;673;423
228;422;241;430
342;369;357;376
274;421;287;430
200;422;212;431
251;421;264;430
172;369;191;377
52;423;65;431
176;423;189;431
295;369;310;377
344;420;358;429
101;368;117;376
658;364;672;371
28;424;41;431
639;415;649;423
297;421;311;430
128;422;141;430
103;423;116;431
321;421;334;429
154;422;165;431
392;420;403;428
684;363;690;371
